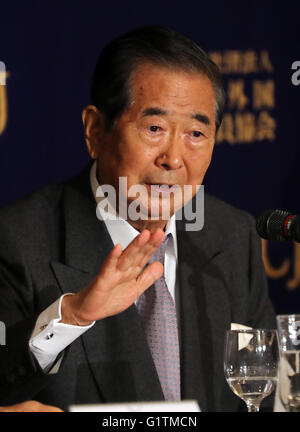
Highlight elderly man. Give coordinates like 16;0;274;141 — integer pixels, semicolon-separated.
0;26;275;412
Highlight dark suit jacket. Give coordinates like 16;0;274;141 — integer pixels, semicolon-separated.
0;164;276;411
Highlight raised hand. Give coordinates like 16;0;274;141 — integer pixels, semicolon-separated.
60;228;165;326
0;401;63;412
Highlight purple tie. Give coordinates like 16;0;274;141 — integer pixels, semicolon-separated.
137;234;181;401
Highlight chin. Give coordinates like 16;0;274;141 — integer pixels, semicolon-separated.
125;186;186;222
139;198;177;221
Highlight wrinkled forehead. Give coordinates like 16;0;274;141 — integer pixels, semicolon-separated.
127;63;216;120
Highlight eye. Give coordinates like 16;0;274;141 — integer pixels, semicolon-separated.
191;131;203;138
149;125;161;132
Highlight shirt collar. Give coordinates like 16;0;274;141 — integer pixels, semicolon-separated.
89;160;177;259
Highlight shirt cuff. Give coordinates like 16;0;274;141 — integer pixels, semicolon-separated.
29;294;95;372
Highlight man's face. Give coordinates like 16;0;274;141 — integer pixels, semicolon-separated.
93;63;216;225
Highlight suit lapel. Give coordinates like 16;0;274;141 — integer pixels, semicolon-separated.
50;166;164;402
50;166;114;299
176;214;230;411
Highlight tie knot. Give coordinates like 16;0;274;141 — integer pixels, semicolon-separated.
149;233;171;265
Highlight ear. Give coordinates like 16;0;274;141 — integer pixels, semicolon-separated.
82;105;105;159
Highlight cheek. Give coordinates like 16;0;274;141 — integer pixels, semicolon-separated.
188;137;214;161
122;127;158;162
136;144;156;158
185;148;213;183
118;145;157;183
128;147;156;167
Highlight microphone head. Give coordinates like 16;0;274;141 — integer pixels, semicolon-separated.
256;209;292;242
256;209;273;240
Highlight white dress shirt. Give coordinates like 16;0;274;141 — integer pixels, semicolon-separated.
29;161;179;373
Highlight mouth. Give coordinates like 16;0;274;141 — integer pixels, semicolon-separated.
144;183;180;195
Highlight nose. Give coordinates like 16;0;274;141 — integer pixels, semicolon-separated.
155;133;184;171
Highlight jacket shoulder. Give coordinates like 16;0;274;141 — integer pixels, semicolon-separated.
0;183;64;227
204;193;255;228
201;193;259;251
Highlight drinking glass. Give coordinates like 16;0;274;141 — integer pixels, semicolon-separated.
276;314;300;411
224;329;279;412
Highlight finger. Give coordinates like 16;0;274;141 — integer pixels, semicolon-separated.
100;243;123;274
40;404;63;412
117;229;164;271
136;261;164;294
0;401;63;412
109;243;123;259
129;229;165;276
109;229;165;283
137;229;165;269
145;228;165;249
116;230;151;271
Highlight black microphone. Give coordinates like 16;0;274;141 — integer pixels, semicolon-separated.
256;209;300;243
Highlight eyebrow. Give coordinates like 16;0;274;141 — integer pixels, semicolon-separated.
141;107;211;126
192;113;211;126
142;107;167;117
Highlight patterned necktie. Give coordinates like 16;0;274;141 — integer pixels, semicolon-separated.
136;234;181;401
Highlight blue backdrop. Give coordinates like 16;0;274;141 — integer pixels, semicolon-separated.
0;0;299;314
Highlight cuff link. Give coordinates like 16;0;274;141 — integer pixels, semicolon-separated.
46;332;54;340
